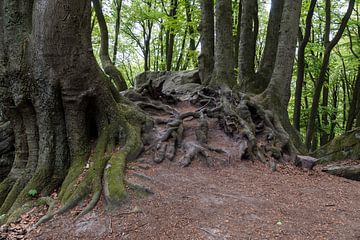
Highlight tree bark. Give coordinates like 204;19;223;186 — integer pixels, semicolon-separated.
93;0;128;91
198;0;214;85
237;0;258;92
293;0;317;131
112;0;123;64
0;0;145;223
210;0;235;89
257;0;304;152
253;0;285;94
305;0;355;149
234;0;242;67
165;0;178;71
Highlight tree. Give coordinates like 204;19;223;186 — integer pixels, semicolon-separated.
237;0;258;92
198;0;214;85
257;0;304;151
209;0;235;89
293;0;317;131
112;0;123;64
254;0;285;93
93;0;128;90
0;0;146;223
305;0;355;149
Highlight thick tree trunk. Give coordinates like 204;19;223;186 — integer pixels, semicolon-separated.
0;0;145;224
237;0;258;92
253;0;285;94
257;0;304;152
198;0;214;85
210;0;235;89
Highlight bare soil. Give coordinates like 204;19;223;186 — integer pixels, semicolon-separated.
4;101;360;240
22;161;360;240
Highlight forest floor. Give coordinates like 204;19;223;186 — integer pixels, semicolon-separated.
3;101;360;240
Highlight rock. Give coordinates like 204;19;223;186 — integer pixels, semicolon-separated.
295;155;317;170
134;70;202;101
322;165;360;181
313;128;360;163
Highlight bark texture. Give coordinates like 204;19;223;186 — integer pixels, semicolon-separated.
0;0;145;224
198;0;214;85
256;0;304;153
210;0;235;89
238;0;258;92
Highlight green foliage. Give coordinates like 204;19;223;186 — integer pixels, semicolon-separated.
28;189;38;198
92;0;359;149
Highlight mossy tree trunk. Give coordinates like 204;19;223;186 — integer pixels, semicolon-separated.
0;0;145;224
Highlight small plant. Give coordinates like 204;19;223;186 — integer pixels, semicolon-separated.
28;189;38;198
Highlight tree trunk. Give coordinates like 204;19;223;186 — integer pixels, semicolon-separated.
253;0;285;94
93;0;128;91
112;0;123;64
210;0;235;89
234;0;242;66
198;0;214;85
305;0;355;149
320;0;331;146
0;0;145;224
257;0;304;152
293;0;317;131
165;0;178;71
237;0;258;92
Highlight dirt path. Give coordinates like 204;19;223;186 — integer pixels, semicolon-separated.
19;100;360;239
24;160;360;240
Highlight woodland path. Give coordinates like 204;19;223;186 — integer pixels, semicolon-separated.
25;161;360;240
3;98;360;240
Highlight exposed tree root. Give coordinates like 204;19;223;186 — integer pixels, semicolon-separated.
0;73;297;227
126;83;294;169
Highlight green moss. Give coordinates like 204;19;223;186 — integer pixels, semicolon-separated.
104;151;127;207
314;129;360;164
59;153;89;202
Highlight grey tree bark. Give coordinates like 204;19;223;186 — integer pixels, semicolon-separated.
253;0;284;94
0;0;145;224
256;0;304;152
237;0;258;92
209;0;235;89
198;0;214;85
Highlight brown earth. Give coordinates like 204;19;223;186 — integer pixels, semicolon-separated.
2;101;360;240
21;160;360;240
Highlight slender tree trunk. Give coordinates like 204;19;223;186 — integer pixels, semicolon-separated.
198;0;214;85
293;0;317;131
93;0;128;91
184;0;197;68
165;0;178;71
349;66;360;129
319;0;331;146
305;0;355;149
210;0;235;89
112;0;123;64
234;0;242;66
